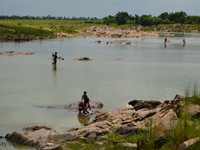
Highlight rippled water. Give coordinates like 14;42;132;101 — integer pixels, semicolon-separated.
0;35;200;140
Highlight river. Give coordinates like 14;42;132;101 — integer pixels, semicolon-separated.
0;35;200;143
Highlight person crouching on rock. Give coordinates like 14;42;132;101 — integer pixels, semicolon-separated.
81;91;91;113
78;101;88;114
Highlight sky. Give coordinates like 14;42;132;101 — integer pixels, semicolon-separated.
0;0;200;18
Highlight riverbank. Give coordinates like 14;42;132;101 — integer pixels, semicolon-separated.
1;19;198;42
0;25;170;42
3;94;200;150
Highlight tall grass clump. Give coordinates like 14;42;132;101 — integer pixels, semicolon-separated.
184;83;200;105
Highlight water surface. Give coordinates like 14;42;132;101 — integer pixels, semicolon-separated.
0;35;200;138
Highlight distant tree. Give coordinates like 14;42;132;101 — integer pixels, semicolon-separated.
186;16;200;24
169;11;187;23
103;15;115;25
115;12;130;25
135;14;140;25
140;15;154;26
159;12;169;20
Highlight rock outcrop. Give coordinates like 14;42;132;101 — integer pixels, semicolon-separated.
79;26;167;38
5;95;200;149
5;124;61;149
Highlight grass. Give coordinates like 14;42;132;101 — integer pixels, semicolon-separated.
0;19;102;37
64;131;146;150
184;84;200;105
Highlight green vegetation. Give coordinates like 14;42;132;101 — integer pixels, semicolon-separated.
65;132;146;150
1;11;200;41
103;11;200;26
0;19;101;40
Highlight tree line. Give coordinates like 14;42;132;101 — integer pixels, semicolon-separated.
1;11;200;26
103;11;200;26
0;15;98;21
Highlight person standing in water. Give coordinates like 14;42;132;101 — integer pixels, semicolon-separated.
164;38;167;47
52;52;58;65
183;38;186;47
81;91;91;113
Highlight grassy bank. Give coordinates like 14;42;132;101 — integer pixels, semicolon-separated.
0;19;100;40
1;19;200;41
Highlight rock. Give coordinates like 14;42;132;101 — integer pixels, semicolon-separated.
134;102;153;110
93;111;110;122
50;133;79;143
65;101;103;109
80;26;161;38
97;135;108;142
174;94;184;101
112;125;138;135
133;110;157;122
72;57;92;61
178;137;200;150
86;132;97;142
116;142;137;150
5;124;59;149
185;104;200;119
0;51;35;56
128;100;161;111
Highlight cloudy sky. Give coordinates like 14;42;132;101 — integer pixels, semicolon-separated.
0;0;200;18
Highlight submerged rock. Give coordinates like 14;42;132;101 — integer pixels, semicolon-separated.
65;101;103;109
0;51;35;56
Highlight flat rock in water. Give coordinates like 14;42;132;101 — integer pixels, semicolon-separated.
65;101;103;109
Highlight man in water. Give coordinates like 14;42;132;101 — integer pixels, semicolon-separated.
164;38;167;47
183;38;186;47
81;91;91;113
52;52;57;64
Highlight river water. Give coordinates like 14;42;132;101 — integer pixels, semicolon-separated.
0;35;200;141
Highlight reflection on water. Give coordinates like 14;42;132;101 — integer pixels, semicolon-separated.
52;64;57;72
77;113;90;126
0;138;32;150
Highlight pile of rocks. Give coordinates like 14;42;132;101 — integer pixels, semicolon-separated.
4;95;200;149
79;26;160;38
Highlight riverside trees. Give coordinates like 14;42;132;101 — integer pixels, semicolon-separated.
103;11;200;26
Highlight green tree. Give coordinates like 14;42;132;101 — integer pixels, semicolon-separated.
169;11;187;23
115;12;130;25
140;15;154;26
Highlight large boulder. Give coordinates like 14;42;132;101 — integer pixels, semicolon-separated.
128;100;161;110
5;124;61;149
184;104;200;119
